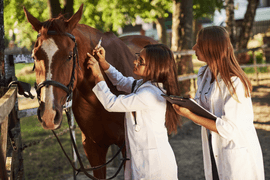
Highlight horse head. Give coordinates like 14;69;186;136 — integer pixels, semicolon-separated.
24;5;83;130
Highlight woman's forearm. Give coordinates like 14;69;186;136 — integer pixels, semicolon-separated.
99;60;110;71
188;112;218;133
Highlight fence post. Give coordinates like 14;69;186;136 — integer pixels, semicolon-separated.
0;88;8;180
2;53;25;180
252;50;259;85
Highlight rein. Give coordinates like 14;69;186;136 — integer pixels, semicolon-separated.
52;109;128;180
35;31;128;179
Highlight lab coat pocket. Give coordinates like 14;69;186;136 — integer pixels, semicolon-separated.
222;147;252;180
134;149;162;179
135;127;157;151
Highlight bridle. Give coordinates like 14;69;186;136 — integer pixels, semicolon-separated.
34;31;78;105
33;31;128;179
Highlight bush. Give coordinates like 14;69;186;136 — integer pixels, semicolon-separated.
246;51;264;64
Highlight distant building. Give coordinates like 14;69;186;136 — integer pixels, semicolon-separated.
118;16;159;41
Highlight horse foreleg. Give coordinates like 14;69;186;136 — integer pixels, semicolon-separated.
82;133;109;179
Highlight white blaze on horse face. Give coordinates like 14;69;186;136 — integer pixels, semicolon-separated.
40;38;59;127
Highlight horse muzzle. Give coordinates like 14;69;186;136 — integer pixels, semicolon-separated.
37;102;63;130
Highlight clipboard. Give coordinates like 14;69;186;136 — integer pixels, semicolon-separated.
161;94;217;121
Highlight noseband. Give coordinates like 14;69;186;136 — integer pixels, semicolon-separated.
35;31;79;105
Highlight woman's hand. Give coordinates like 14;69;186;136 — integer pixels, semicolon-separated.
93;46;106;63
87;53;104;84
92;46;110;70
172;104;192;119
173;104;218;133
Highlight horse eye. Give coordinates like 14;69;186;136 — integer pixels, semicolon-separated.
67;52;73;61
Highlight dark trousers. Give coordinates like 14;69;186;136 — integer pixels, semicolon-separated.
209;133;219;180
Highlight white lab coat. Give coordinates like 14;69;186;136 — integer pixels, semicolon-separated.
195;66;265;180
92;65;178;180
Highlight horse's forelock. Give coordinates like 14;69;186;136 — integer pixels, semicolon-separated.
39;15;67;39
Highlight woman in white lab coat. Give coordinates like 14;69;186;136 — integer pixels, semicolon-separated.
173;26;265;180
87;44;180;180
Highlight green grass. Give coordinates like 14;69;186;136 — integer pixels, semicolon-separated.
242;67;269;74
21;115;88;180
15;63;34;74
15;63;36;86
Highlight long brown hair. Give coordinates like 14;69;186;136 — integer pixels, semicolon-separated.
143;44;181;134
197;26;252;100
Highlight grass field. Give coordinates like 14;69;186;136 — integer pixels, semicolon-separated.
21;115;89;179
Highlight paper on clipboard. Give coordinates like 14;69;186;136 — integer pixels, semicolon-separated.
161;94;217;121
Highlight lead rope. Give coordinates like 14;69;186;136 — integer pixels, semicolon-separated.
52;109;128;180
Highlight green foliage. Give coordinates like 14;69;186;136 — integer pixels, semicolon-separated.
193;0;223;20
136;0;172;22
241;51;269;74
242;66;268;74
247;51;264;64
4;0;49;49
4;0;223;50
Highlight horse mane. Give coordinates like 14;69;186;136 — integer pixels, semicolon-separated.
39;14;68;39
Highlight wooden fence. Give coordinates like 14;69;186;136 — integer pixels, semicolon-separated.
177;45;270;95
0;85;24;180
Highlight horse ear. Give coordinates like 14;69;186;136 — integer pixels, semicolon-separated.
23;7;42;32
66;4;83;32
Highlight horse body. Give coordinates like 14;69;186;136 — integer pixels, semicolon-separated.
24;4;157;178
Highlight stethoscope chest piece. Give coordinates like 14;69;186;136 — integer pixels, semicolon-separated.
134;124;141;132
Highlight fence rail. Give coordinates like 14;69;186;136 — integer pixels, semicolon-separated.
0;85;24;180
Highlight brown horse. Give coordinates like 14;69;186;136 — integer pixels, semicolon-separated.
24;4;157;178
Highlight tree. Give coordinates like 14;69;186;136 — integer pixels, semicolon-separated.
236;0;259;50
193;0;223;44
1;0;5;81
47;0;74;19
172;0;194;97
225;0;236;48
135;0;172;45
4;0;223;51
4;0;49;49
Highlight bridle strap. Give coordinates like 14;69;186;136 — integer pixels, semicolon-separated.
35;31;78;103
52;110;128;180
36;80;70;94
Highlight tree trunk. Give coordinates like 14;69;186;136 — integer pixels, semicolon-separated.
172;0;181;52
172;0;194;97
225;0;236;48
236;0;259;50
63;0;74;19
155;17;167;45
0;0;4;84
47;0;74;19
47;0;62;18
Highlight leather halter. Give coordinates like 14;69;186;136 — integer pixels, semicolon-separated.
34;31;78;104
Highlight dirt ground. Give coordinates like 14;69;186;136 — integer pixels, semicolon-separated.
67;83;270;180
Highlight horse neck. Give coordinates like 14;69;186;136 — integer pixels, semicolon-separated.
73;25;102;90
